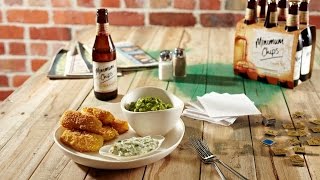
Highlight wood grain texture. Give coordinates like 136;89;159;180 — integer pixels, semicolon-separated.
0;27;319;180
204;28;256;180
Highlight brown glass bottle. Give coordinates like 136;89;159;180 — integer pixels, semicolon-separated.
257;0;267;19
92;9;117;101
293;34;303;86
244;0;258;25
278;0;288;21
300;0;312;81
285;1;299;32
264;0;278;28
299;0;309;25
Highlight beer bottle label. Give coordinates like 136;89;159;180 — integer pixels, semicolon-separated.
269;12;278;24
299;11;309;24
286;14;298;27
301;45;312;75
245;8;255;20
294;50;302;80
93;61;117;93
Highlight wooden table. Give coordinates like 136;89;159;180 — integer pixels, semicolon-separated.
0;26;320;180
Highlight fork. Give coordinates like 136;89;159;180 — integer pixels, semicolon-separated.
190;137;227;180
189;137;249;180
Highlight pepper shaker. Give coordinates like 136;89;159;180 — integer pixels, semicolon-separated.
158;50;173;81
173;48;186;77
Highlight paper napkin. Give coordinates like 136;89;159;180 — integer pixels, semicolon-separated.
182;91;261;126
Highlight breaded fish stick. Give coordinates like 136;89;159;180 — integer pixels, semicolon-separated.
60;129;104;152
98;126;119;141
81;107;115;125
60;110;102;134
111;119;129;134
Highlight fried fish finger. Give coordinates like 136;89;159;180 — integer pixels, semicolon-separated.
111;119;129;134
98;126;119;141
81;107;115;125
60;110;102;134
60;129;104;152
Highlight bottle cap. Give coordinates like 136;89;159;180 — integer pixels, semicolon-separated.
173;48;185;58
97;9;108;23
159;50;172;61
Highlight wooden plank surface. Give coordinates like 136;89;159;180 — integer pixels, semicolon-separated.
0;27;320;180
204;28;256;180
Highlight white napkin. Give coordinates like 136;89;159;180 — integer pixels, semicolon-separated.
198;92;261;117
182;91;261;126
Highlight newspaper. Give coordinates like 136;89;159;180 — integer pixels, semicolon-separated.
47;42;157;79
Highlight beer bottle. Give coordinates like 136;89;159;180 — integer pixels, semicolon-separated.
285;0;299;32
278;0;288;21
264;0;278;28
299;0;309;25
299;0;312;81
92;9;117;101
257;0;267;19
244;0;258;25
293;34;303;86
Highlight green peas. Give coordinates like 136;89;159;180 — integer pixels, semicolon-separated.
125;96;173;112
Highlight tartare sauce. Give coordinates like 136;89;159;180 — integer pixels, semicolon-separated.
109;136;160;157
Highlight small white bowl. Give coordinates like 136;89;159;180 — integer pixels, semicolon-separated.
120;86;184;136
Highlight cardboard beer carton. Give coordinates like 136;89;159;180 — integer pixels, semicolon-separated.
233;19;316;88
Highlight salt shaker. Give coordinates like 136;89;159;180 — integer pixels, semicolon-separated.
173;48;186;77
158;50;173;81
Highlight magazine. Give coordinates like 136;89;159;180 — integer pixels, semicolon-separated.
47;42;157;79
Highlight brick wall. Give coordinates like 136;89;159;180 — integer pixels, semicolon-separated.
1;0;320;101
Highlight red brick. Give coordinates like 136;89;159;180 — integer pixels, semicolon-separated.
225;0;247;10
4;0;22;5
0;59;26;72
13;75;30;87
28;0;48;6
0;90;14;101
109;12;144;26
101;0;120;7
0;26;24;39
52;0;72;7
9;42;26;55
0;75;9;87
0;43;4;54
77;0;94;7
174;0;195;9
30;43;47;56
150;13;196;26
201;13;243;27
310;16;320;28
150;0;170;8
310;1;320;11
54;11;95;25
200;0;220;10
30;27;71;40
31;59;47;71
7;10;48;24
124;0;145;8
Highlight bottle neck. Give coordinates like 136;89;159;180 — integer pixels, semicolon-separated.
96;23;109;35
278;0;288;8
299;2;309;25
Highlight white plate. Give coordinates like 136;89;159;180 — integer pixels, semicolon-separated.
53;103;185;169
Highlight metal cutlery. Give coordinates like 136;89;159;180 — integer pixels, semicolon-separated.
189;137;249;180
190;137;227;180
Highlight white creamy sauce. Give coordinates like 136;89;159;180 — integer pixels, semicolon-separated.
109;136;159;157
